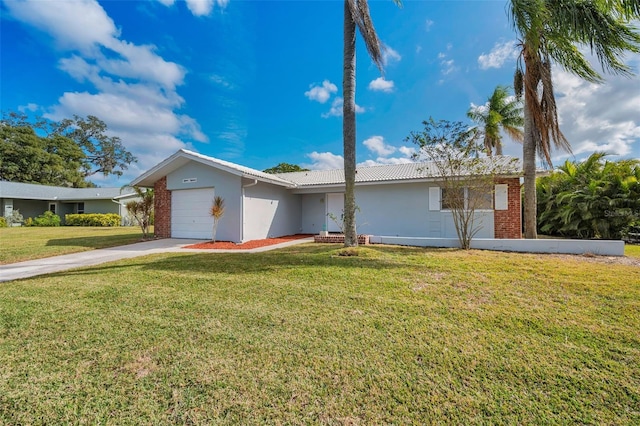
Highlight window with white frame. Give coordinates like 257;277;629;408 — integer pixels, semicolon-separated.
432;186;494;211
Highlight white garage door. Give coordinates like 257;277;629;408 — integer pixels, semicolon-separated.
171;188;215;239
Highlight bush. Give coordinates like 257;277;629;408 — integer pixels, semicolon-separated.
65;213;121;227
0;217;6;227
4;210;23;226
27;210;62;227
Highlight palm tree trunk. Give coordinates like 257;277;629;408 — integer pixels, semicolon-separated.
343;0;358;247
523;55;538;239
495;140;503;156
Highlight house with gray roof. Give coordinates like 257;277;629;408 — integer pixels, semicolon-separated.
131;149;523;242
0;181;138;224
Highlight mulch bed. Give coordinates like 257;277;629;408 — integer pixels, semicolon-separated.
183;234;313;250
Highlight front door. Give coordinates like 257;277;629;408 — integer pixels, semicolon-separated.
326;193;344;233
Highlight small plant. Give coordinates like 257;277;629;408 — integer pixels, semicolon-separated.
30;210;61;227
123;187;154;239
210;196;225;243
0;217;7;227
327;206;361;235
4;210;24;226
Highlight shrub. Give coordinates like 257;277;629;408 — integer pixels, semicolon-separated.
28;210;62;227
65;213;121;227
0;217;6;227
5;210;23;226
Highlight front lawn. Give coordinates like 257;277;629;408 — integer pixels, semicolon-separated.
0;226;150;264
0;245;638;424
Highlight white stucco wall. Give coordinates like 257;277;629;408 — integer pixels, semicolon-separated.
301;193;327;234
298;182;495;238
167;161;242;242
243;180;301;241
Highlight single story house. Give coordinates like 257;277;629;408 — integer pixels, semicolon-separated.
0;181;138;224
131;149;522;242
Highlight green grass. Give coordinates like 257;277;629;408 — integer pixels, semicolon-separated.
626;243;640;258
0;226;149;264
1;244;638;424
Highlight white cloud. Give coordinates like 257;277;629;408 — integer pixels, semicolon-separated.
304;152;344;170
551;56;640;163
416;45;422;54
383;46;402;64
368;77;395;93
478;40;519;70
304;80;338;103
398;146;416;157
5;0;208;184
322;97;365;118
425;19;434;31
3;0;117;53
156;0;229;16
18;103;40;113
441;59;456;75
363;136;396;156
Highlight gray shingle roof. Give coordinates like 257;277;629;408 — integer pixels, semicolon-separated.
0;181;135;201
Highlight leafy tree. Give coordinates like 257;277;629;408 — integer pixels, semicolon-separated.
537;152;640;239
124;187;154;239
509;0;640;239
1;111;137;185
210;196;225;243
0;123;87;187
467;85;523;156
263;163;310;174
54;115;137;178
406;118;519;249
342;0;401;247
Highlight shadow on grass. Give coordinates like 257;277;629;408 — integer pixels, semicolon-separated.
46;244;416;281
45;233;145;249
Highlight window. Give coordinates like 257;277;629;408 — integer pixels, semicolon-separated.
48;203;56;214
77;202;85;214
440;187;493;210
467;187;493;210
441;188;465;210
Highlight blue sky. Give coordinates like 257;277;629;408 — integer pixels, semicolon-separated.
2;0;639;187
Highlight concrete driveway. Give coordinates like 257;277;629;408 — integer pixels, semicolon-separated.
0;237;314;282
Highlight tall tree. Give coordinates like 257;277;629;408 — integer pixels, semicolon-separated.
263;163;310;174
467;85;523;156
342;0;401;247
55;115;137;178
509;0;640;239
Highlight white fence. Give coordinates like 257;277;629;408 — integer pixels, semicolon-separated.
368;236;625;256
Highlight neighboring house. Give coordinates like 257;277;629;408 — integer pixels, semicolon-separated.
131;149;523;242
0;181;138;224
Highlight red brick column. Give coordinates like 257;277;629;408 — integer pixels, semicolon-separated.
494;177;522;239
154;177;171;238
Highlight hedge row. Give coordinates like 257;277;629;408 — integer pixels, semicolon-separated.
65;213;121;227
25;211;61;227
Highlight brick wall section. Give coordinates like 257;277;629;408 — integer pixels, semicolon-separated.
154;176;171;238
494;177;522;239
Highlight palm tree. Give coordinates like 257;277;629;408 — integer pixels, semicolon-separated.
210;196;225;243
342;0;401;247
467;85;524;156
509;0;640;239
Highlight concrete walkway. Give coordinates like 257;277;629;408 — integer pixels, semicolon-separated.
0;237;314;283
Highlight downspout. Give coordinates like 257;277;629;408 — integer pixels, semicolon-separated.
241;179;258;242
